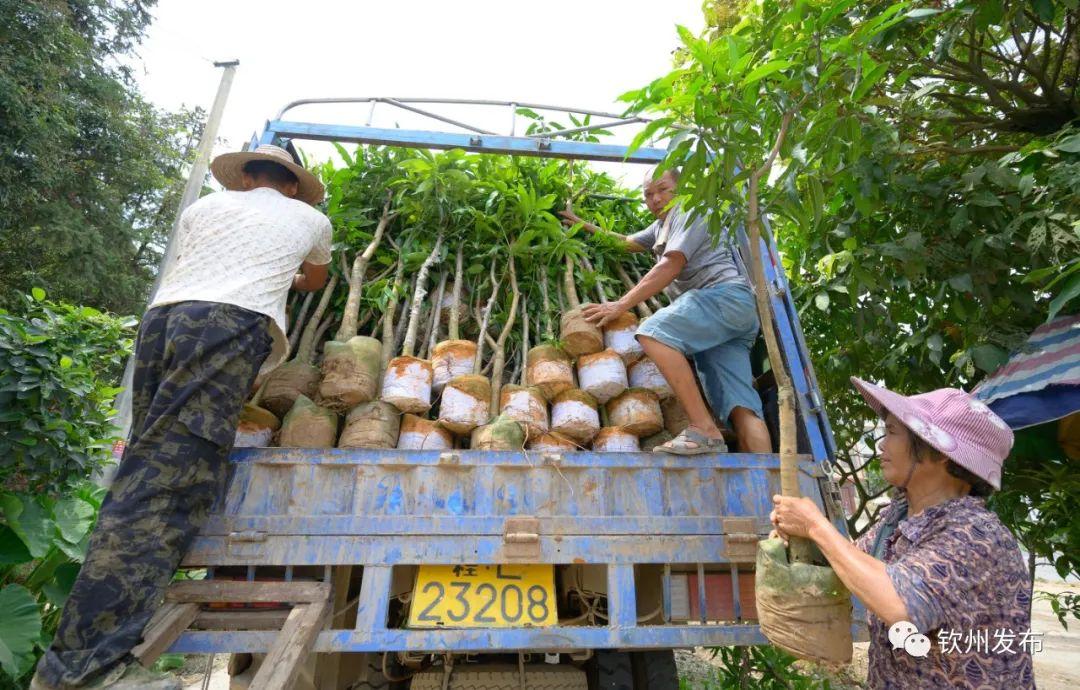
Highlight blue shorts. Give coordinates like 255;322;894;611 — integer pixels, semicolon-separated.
636;283;763;423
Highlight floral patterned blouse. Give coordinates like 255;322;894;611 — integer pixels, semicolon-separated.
855;495;1035;689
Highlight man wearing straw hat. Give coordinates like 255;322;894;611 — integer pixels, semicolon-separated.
32;145;332;690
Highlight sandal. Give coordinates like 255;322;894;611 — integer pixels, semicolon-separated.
655;427;728;455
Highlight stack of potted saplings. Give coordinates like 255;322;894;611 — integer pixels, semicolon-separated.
231;147;696;457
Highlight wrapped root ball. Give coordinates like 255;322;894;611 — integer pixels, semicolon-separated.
577;348;628;404
261;360;320;418
438;374;491;435
629;356;674;400
606;388;663;437
471;415;526;451
642;430;675;452
661;396;690;436
526;344;574;401
279;394;339;448
319;336;382;409
550;389;600;445
397;414;453;450
381;355;433;414
431;339;476;395
527;431;579;453
592;426;640;452
499;384;549;439
234;403;279;448
560;305;603;357
339;401;400;449
603;312;644;365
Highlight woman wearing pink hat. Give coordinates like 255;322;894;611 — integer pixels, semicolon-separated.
771;378;1035;689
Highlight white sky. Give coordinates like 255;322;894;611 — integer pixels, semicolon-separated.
132;0;704;183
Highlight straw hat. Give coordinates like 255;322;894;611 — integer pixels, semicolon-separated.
210;144;325;205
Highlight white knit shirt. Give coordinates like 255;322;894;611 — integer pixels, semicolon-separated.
150;187;332;375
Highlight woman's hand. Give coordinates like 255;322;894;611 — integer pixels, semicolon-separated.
770;495;829;541
582;301;627;327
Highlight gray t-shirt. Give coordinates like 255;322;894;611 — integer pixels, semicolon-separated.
628;206;747;297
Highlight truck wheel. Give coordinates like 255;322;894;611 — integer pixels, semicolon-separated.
589;651;634;690
409;664;588;689
352;652;400;689
631;651;678;689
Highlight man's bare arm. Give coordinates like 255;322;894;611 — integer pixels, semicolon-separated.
293;261;329;292
558;207;645;253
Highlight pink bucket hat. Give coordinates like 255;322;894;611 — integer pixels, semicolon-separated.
851;377;1014;490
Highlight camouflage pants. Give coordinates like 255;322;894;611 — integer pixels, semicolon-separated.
36;301;271;687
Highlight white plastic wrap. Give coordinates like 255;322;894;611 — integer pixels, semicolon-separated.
604;326;644;364
577;351;628;404
431;347;476;394
501;388;549;435
629;357;674;399
381;357;433;413
550;398;600;444
592;428;641;452
439;384;490;432
396;428;453;450
234;427;273;448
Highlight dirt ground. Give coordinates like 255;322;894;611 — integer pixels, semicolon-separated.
178;580;1079;689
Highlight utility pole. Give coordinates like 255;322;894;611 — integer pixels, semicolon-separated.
103;60;240;484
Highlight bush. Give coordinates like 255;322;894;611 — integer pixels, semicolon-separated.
0;290;133;495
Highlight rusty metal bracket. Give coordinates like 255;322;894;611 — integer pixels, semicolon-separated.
503;517;541;559
721;518;760;562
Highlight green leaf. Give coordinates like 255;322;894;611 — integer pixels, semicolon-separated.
906;8;943;18
30;287;45;301
1047;271;1080;321
814;293;831;311
0;525;32;566
53;496;95;545
0;584;42;678
971;344;1009;374
1055;133;1080;153
741;60;795;86
0;495;55;559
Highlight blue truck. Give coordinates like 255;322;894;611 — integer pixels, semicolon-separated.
152;99;862;690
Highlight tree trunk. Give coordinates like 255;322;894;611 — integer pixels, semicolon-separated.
540;264;555;341
449;244;465;341
393;274;415;357
563;254;581;309
615;264;652;318
423;271;448;359
400;233;444;358
582;256;608;303
288;291;315;352
746;111;811;564
336;196;394;341
295;276;339;365
381;257;405;366
520;297;530;385
473;265;502;375
489;257;520;411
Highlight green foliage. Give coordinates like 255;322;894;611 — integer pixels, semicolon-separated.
0;483;104;686
685;645;841;688
0;0;203;315
625;0;1080;619
0;292;134;495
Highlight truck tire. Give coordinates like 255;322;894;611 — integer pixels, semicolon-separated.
409;664;588;689
589;651;634;690
631;650;678;689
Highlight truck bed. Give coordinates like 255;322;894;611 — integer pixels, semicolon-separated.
172;447;854;654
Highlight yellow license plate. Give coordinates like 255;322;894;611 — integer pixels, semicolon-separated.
408;564;557;628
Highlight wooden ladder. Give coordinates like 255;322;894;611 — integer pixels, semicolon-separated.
133;580;331;690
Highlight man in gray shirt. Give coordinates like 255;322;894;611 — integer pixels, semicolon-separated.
560;168;771;453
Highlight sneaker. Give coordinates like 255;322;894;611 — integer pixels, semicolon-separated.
84;663;181;690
